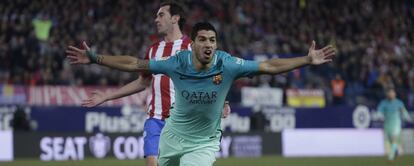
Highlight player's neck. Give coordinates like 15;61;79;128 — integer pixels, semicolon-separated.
164;28;183;42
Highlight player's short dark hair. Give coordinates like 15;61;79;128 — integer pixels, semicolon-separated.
191;22;217;41
160;1;186;31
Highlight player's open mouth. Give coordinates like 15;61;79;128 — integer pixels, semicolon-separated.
204;50;212;56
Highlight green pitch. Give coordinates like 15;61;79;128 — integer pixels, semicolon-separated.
2;155;414;166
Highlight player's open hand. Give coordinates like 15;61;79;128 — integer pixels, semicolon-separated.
66;41;91;64
308;40;336;65
81;90;107;107
222;101;231;118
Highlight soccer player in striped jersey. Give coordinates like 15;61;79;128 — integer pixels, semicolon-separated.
72;2;229;166
67;22;335;165
377;88;413;161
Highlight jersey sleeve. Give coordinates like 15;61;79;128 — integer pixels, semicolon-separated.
225;55;259;78
398;100;407;111
377;101;385;114
149;55;179;76
398;99;412;121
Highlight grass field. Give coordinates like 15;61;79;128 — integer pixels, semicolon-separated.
2;155;414;166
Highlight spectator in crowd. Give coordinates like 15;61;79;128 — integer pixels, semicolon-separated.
331;74;346;105
32;13;53;55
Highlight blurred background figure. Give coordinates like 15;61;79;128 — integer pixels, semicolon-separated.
32;13;53;56
331;74;345;105
11;107;31;132
377;88;413;161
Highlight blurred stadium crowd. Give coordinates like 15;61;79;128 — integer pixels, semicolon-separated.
1;0;414;107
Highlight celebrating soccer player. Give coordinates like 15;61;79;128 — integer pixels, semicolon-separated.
67;22;335;165
68;2;229;166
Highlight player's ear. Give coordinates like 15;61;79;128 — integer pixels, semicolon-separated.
171;15;180;24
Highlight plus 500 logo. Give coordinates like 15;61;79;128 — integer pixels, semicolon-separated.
85;112;146;133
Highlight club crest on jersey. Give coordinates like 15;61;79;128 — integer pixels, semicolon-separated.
235;57;244;65
213;74;223;85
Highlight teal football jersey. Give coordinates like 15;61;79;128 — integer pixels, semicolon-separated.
149;50;259;143
377;99;406;131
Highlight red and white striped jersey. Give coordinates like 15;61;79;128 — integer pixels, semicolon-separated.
143;36;191;120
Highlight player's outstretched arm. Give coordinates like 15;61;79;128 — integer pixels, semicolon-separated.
258;41;336;75
82;76;151;107
66;41;149;72
401;108;414;123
